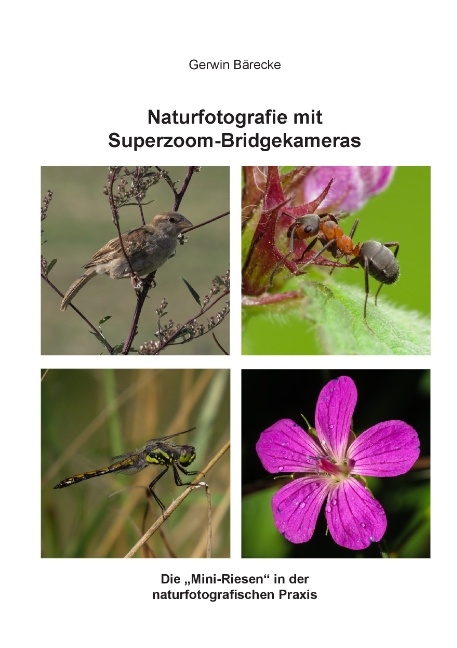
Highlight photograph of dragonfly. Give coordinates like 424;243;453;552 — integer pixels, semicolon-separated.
42;369;230;558
53;428;199;513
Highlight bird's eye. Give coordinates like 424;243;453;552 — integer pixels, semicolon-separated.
169;216;177;223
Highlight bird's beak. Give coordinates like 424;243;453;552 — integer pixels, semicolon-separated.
180;217;194;232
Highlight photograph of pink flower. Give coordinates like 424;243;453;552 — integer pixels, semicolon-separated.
256;376;419;550
242;370;430;558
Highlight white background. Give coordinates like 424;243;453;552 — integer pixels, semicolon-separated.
3;1;451;646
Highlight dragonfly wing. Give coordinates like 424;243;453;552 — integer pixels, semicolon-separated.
144;428;196;446
117;464;146;475
109;452;148;475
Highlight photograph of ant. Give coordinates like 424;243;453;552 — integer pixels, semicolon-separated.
277;211;400;333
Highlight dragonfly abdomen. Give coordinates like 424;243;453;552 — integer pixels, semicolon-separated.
53;458;136;489
53;468;111;488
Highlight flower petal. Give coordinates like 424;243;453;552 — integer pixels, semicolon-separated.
271;476;330;544
348;421;420;477
256;419;323;474
303;166;395;213
325;478;387;550
315;376;357;461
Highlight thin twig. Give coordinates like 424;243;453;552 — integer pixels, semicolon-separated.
212;332;229;355
183;211;229;234
156;166;198;211
124;440;230;558
204;483;212;558
132;167;146;226
108;167;137;279
152;288;230;352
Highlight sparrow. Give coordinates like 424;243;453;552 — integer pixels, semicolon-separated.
60;211;192;310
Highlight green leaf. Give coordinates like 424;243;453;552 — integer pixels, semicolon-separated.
243;273;430;355
47;258;57;274
88;329;114;353
181;277;201;306
111;343;126;354
98;315;112;326
242;490;291;558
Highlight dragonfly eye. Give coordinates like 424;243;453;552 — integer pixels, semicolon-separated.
179;445;196;467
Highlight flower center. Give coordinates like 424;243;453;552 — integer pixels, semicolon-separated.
318;456;355;479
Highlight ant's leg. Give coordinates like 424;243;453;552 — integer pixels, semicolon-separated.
293;235;318;264
374;282;383;305
374;243;399;305
348;218;360;240
299;239;334;268
269;221;310;286
383;242;400;257
269;251;292;286
269;234;318;286
287;223;299;255
363;257;376;334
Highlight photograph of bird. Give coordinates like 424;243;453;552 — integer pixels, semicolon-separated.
60;211;193;310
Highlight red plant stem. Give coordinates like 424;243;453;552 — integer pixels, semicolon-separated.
121;273;156;355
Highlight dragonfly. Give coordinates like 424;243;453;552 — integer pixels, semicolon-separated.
53;428;199;512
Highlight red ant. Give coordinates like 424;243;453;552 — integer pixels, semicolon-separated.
287;212;354;262
270;211;352;283
276;212;400;332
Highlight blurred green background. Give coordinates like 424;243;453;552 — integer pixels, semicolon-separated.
243;166;430;354
242;369;430;558
42;369;230;558
41;167;230;354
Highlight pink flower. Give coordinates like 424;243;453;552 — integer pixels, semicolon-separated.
256;375;420;550
302;166;395;212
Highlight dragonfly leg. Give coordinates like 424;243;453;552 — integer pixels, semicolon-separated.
172;462;200;486
147;465;170;512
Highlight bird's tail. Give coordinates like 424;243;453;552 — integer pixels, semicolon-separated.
60;270;97;311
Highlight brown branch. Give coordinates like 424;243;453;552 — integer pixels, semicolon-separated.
212;332;229;355
120;167;199;354
183;211;229;234
156;165;199;211
145;286;230;354
121;272;156;355
124;440;230;558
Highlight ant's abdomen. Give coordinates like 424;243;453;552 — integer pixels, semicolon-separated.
360;241;400;285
